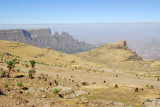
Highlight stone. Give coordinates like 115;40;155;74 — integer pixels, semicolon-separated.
41;95;46;98
150;85;154;89
16;102;20;105
141;98;160;107
92;82;96;84
135;88;139;92
115;84;118;88
82;82;89;86
113;102;124;106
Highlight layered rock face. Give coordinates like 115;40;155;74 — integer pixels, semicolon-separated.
0;29;95;53
0;29;32;42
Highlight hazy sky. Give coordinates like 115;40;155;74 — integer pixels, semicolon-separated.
0;0;160;24
0;23;160;44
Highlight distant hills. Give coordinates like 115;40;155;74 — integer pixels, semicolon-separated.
0;28;96;54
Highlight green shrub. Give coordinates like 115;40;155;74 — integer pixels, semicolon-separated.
28;73;32;78
12;58;17;62
146;85;149;88
7;60;13;66
53;89;59;94
4;84;8;88
93;70;96;72
17;82;23;87
1;71;6;77
28;70;36;74
25;64;29;68
16;69;20;72
30;60;35;68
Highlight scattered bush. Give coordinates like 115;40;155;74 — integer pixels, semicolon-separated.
4;84;8;88
28;73;32;78
28;70;36;78
30;60;35;68
17;82;23;87
25;64;29;68
146;85;149;88
1;71;6;77
28;70;36;74
16;69;20;72
93;70;96;72
12;58;19;64
12;58;17;62
53;89;59;94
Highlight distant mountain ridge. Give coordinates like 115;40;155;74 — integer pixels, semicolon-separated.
0;28;96;53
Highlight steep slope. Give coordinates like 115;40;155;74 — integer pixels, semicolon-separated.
0;29;96;54
0;40;97;67
51;32;95;53
0;29;32;42
127;39;160;60
76;41;143;64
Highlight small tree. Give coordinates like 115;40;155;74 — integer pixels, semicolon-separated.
30;60;35;69
28;60;36;79
12;58;17;72
6;60;13;77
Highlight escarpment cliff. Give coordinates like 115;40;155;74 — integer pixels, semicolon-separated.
0;28;95;53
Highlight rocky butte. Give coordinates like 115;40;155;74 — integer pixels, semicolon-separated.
0;28;96;54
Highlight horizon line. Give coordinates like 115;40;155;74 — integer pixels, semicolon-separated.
0;22;160;25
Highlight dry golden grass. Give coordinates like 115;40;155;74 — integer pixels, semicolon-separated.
76;41;160;72
0;40;99;68
80;83;160;106
0;40;160;72
76;41;142;63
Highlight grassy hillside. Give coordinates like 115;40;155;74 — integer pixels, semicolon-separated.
0;40;98;67
76;41;160;72
76;41;142;64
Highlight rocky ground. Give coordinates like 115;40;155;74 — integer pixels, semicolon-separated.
0;59;160;107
